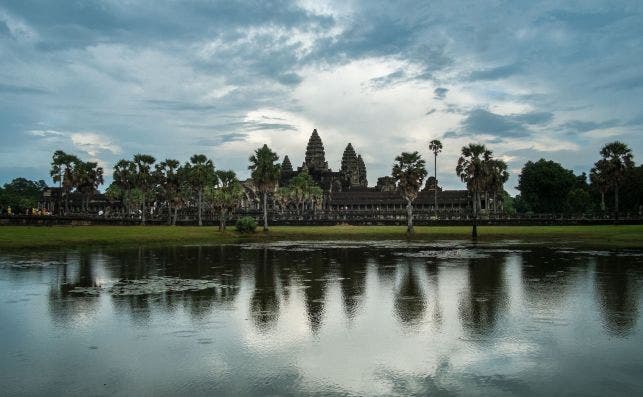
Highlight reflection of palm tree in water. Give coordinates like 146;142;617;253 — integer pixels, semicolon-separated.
595;257;639;336
49;251;100;323
303;253;330;334
338;249;368;321
458;255;508;336
394;263;426;328
250;248;280;332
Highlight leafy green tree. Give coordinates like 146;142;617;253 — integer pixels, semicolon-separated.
288;170;319;215
206;170;243;231
517;159;577;213
155;159;181;225
566;188;591;214
186;154;216;226
132;154;156;225
599;141;634;219
428;139;443;216
274;187;293;214
50;150;79;215
456;144;492;238
248;144;280;231
0;178;47;213
392;151;428;234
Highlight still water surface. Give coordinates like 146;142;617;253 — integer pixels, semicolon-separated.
1;240;642;396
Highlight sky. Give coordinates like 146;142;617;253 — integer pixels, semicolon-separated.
1;0;641;195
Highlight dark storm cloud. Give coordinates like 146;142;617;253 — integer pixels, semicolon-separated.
561;119;622;133
0;83;49;95
0;0;642;189
468;64;522;81
433;87;448;99
447;108;556;139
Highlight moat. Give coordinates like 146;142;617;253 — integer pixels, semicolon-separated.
1;241;642;396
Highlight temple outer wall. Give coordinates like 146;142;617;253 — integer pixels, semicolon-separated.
1;215;641;227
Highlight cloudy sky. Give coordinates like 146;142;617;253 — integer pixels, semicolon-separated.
1;0;641;194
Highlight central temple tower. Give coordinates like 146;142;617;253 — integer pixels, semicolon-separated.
303;129;329;172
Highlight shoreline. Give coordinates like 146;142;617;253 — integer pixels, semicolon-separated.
1;225;642;250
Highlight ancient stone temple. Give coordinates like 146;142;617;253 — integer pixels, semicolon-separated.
274;129;472;214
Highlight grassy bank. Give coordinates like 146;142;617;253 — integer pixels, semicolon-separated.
0;225;642;249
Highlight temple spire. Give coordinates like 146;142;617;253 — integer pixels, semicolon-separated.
282;155;293;173
303;129;328;171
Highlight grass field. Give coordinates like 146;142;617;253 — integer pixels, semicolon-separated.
0;224;642;249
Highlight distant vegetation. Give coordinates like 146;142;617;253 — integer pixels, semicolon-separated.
0;140;640;235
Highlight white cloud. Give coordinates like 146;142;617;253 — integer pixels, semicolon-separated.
70;132;121;157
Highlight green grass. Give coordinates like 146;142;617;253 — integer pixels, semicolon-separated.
0;224;642;249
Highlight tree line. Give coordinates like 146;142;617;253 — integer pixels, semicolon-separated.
1;139;638;236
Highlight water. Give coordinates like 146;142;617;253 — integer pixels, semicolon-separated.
1;241;642;396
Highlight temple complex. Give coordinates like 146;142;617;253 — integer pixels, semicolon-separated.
259;129;471;214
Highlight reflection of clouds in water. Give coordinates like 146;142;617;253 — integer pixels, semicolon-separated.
3;243;642;395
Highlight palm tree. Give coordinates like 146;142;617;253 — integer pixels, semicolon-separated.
132;154;156;225
487;159;509;213
74;161;104;213
50;150;79;215
590;160;609;212
248;144;280;231
274;187;292;214
392;151;428;234
428;139;443;217
207;170;243;232
113;159;136;217
187;154;216;226
155;159;180;225
456;144;492;239
598;141;634;219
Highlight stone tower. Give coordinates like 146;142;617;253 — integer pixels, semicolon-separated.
341;143;361;187
303;129;328;171
357;155;367;187
281;155;293;173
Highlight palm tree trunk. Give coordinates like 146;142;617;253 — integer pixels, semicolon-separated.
263;192;269;231
614;184;619;221
472;191;479;239
434;153;438;218
198;189;203;226
484;191;489;216
406;198;414;234
493;191;497;213
141;198;146;225
64;189;69;215
167;200;172;225
173;207;178;226
220;208;226;232
600;191;605;212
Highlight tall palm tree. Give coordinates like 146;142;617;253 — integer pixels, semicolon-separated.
428;139;443;217
487;159;509;213
456;144;492;239
248;144;280;231
599;141;634;220
155;159;180;225
50;150;79;215
74;161;104;213
187;154;216;226
392;151;428;234
132;154;156;225
113;159;136;217
590;160;609;212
